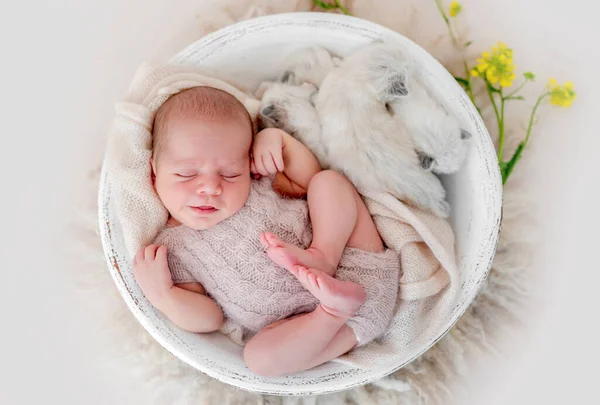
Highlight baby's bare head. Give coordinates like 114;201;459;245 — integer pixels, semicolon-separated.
151;86;255;230
152;86;253;166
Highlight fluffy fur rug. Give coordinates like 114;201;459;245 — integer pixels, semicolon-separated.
63;1;538;403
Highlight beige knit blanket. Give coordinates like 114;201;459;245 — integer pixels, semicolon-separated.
103;62;458;370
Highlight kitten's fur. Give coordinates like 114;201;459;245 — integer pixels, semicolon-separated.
276;45;342;87
315;42;450;217
386;65;471;174
256;43;471;218
256;81;328;167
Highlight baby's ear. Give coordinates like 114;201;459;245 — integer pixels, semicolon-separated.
255;81;275;99
150;156;157;187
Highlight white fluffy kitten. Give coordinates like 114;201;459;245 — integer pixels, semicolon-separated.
255;46;341;167
255;80;328;167
387;63;471;174
276;45;342;87
256;42;470;218
315;42;451;217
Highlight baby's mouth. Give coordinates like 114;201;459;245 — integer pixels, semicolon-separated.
190;205;218;214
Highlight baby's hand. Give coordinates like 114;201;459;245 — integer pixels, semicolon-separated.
132;244;174;305
252;128;285;176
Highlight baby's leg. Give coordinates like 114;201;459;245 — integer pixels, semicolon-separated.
244;307;356;377
244;262;365;376
262;170;384;276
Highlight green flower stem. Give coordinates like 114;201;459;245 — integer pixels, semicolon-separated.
435;1;477;107
435;1;450;27
334;0;350;15
501;92;550;184
486;82;502;156
522;92;549;148
498;89;505;162
435;0;459;46
505;79;528;99
463;60;476;105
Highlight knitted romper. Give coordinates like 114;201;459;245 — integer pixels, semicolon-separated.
155;176;400;346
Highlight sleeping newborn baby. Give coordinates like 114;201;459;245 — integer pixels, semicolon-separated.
132;86;400;377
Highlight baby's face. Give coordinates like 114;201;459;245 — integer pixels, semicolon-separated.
152;115;252;230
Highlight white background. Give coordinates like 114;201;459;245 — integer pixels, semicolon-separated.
0;0;598;404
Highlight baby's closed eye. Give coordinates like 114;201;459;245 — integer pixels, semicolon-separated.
221;173;242;182
175;172;197;179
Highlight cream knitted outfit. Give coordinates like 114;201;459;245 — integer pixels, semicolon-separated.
155;175;400;346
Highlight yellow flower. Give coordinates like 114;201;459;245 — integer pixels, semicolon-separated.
471;41;516;88
449;1;462;17
547;78;576;107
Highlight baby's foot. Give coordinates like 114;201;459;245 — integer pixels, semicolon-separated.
260;232;336;276
290;265;366;318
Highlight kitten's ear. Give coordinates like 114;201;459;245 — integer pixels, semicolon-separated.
280;70;295;83
460;129;472;140
255;81;275;99
260;104;277;118
417;151;435;171
389;65;409;97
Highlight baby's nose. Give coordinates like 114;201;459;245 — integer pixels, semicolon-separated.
196;177;222;195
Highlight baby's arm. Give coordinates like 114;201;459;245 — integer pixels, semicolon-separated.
133;245;224;333
252;128;321;196
155;283;223;333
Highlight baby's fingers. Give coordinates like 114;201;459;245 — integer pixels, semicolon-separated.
144;244;159;260
155;245;167;263
273;151;284;172
256;154;269;176
263;153;278;174
134;246;147;266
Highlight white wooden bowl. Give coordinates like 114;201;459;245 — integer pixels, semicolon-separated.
98;12;502;396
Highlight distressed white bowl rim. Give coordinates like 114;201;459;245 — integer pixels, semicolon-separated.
98;11;502;396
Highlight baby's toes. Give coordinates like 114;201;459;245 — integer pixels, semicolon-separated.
259;232;270;249
264;232;284;248
296;266;311;287
301;267;328;292
307;272;319;289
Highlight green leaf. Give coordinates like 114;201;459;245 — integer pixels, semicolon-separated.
312;0;350;14
501;141;526;184
313;0;336;9
454;77;469;87
499;161;509;184
523;72;535;81
505;95;525;101
486;82;501;93
464;40;473;47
